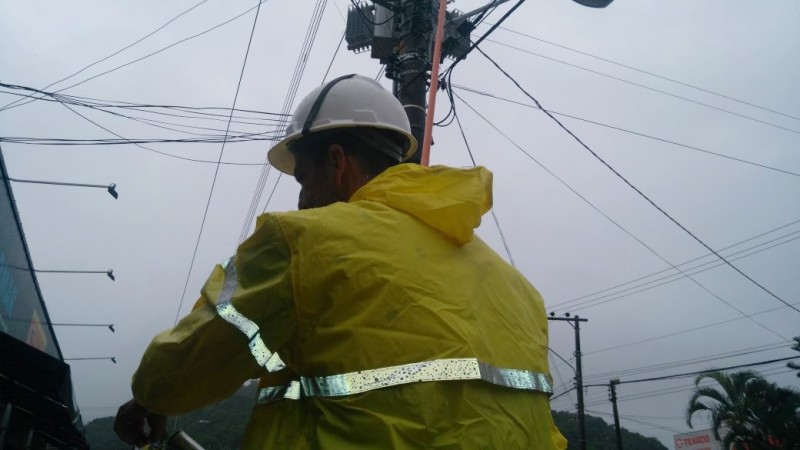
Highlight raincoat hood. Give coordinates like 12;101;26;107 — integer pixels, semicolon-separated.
349;164;493;244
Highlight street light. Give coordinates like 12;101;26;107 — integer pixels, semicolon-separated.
63;356;116;364
35;269;115;281
6;177;119;199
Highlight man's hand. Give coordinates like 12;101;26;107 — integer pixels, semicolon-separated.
114;399;167;447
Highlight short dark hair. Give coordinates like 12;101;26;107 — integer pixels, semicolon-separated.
289;129;403;177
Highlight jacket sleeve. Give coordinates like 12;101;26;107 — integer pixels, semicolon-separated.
131;215;296;415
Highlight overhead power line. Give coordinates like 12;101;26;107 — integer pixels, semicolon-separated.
483;39;800;136
559;357;798;407
453;90;788;342
450;92;516;266
483;22;800;123
584;341;790;382
553;219;800;310
557;232;800;314
584;301;800;357
238;0;328;244
616;355;799;386
476;46;800;317
1;0;270;113
0;0;210;111
174;0;266;323
452;84;800;179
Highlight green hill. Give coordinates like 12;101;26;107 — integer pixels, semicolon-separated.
85;387;666;450
551;410;668;450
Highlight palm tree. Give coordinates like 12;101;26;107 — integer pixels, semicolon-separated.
686;370;800;450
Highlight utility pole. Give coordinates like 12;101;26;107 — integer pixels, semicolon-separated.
609;378;623;450
548;313;589;450
344;0;613;164
344;0;479;164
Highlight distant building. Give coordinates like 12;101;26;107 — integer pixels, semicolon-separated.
0;148;88;449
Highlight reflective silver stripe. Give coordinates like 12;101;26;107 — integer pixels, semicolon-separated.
256;358;552;404
256;380;302;405
215;257;286;373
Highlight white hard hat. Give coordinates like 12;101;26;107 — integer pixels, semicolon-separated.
268;74;418;175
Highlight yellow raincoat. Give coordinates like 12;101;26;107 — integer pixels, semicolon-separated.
133;164;567;449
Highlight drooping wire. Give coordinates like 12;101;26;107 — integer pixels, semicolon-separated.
483;21;800;123
476;45;800;317
174;0;265;323
453;91;789;342
449;76;515;266
238;0;328;244
556;232;800;314
482;39;800;136
451;84;800;179
0;0;210;111
322;32;346;84
585;301;800;357
1;0;270;114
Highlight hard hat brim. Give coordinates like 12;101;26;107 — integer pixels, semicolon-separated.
268;124;418;176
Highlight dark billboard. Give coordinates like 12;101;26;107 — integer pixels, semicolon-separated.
0;148;61;358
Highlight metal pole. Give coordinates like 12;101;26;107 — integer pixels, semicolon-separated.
575;315;586;450
610;379;623;450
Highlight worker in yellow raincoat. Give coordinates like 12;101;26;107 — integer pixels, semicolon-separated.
115;74;567;449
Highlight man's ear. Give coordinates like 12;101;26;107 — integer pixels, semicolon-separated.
326;144;348;185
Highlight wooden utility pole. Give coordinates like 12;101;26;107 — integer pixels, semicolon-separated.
548;314;589;450
609;379;623;450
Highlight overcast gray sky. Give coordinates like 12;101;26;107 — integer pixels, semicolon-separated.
2;0;799;447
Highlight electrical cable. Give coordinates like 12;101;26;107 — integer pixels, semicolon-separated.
482;22;800;123
396;0;525;99
439;0;526;80
1;0;270;114
54;100;276;167
483;39;800;136
322;32;346;84
238;0;328;244
451;84;800;179
585;410;682;434
0;0;210;111
0;83;289;125
476;46;800;317
614;356;799;385
450;78;515;266
584;342;790;382
174;0;265;323
453;90;789;343
558;233;800;314
582;367;797;407
549;352;576;405
584;301;800;358
553;219;800;310
565;360;798;408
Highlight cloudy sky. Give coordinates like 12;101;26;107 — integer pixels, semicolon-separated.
2;0;799;447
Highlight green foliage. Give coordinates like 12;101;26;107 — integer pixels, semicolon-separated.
686;370;800;450
551;410;668;450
